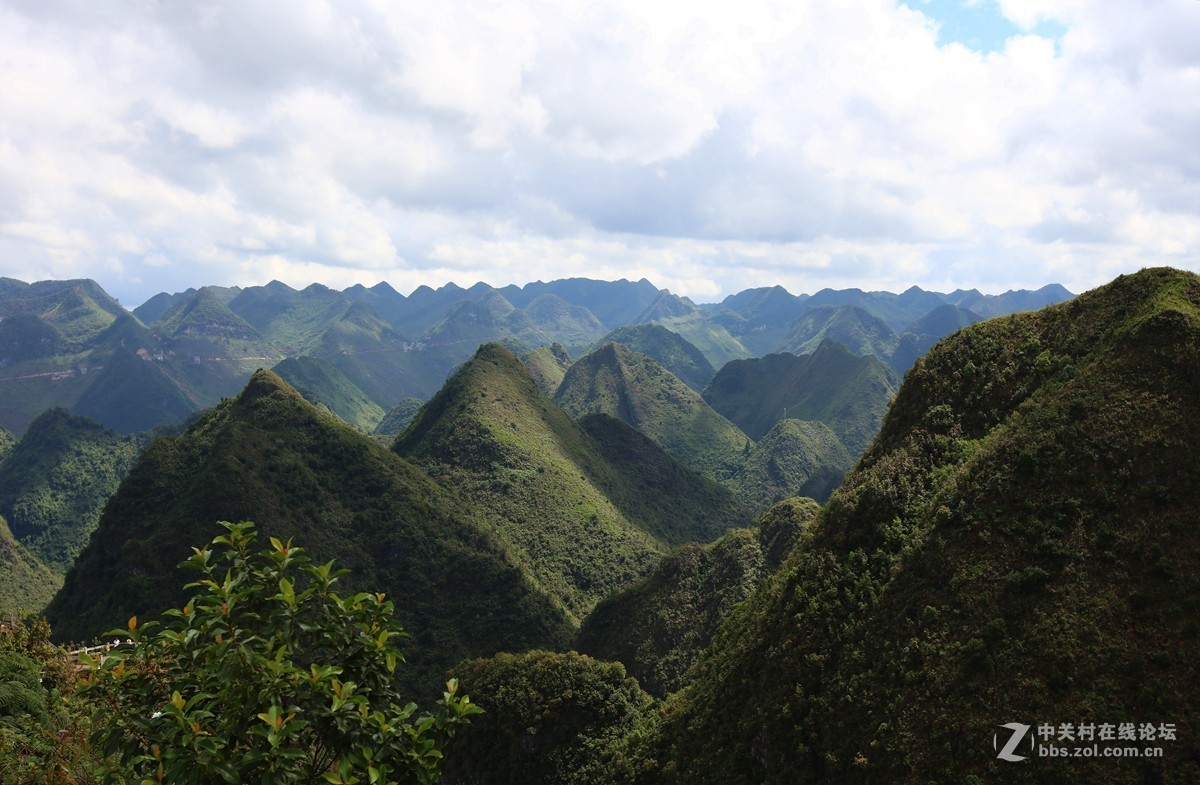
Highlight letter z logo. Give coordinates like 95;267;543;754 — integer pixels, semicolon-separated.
995;722;1032;762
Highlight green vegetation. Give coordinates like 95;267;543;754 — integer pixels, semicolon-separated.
395;344;748;622
81;522;481;784
0;427;13;462
73;347;201;433
0;408;144;572
776;304;900;359
522;343;573;396
889;303;981;374
522;293;608;347
636;267;1200;784
445;651;652;785
273;356;386;432
577;498;819;697
588;324;716;391
374;397;425;437
704;340;898;455
729;419;852;509
47;369;574;696
0;519;60;614
556;343;748;482
0;614;102;783
156;286;261;340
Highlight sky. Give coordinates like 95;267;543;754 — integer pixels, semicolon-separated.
0;0;1197;308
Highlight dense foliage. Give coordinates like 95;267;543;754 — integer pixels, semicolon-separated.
273;356;386;432
0;408;144;572
586;324;716;391
444;651;651;785
577;497;819;696
0;518;60;614
81;522;480;784
47;369;574;696
639;267;1200;784
395;344;747;621
556;342;748;483
0;613;100;784
703;339;898;455
729;419;852;509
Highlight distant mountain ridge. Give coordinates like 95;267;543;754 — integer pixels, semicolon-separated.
0;274;1073;437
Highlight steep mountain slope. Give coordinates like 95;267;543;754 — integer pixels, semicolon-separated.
704;340;899;455
46;370;574;694
647;267;1200;784
72;342;200;433
373;397;425;437
272;356;385;431
522;343;573;396
729;419;853;509
522;294;607;347
498;277;662;329
342;281;408;326
0;516;60;614
578;497;820;697
889;303;981;374
589;325;716;391
638;292;752;368
394;344;747;621
156;286;261;340
776;304;900;359
0;426;14;462
555;343;748;482
0;409;144;572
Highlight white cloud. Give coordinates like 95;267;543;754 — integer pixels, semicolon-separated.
0;0;1196;306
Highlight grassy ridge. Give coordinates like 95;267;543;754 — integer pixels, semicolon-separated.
46;369;575;696
395;344;748;622
644;267;1200;784
556;343;748;483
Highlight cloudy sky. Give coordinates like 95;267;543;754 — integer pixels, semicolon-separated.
1;0;1197;307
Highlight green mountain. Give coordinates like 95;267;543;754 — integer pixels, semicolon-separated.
342;281;408;327
373;397;425;436
0;516;60;615
0;279;126;347
498;277;663;329
522;343;573;396
578;497;820;697
0;427;14;462
394;344;748;622
637;293;752;369
72;343;200;433
729;419;853;510
555;343;748;482
776;304;900;359
0;409;144;572
272;355;385;432
421;290;552;363
225;281;352;350
704;340;899;455
589;324;715;392
889;303;982;374
522;293;607;347
644;267;1200;784
46;370;575;694
156;286;260;340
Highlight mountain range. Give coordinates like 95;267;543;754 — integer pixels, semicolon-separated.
0;275;1073;440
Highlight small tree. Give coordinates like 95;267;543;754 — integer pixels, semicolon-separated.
80;521;480;785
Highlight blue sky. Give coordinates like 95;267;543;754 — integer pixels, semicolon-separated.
0;0;1196;307
901;0;1067;53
